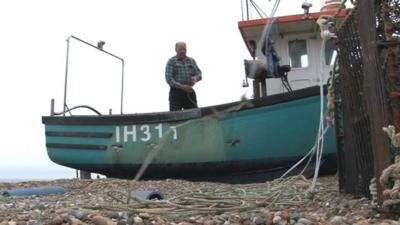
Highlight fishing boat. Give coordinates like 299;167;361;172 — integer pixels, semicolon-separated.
42;1;347;181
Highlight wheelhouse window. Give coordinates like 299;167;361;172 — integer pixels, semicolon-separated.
325;39;337;66
288;39;308;68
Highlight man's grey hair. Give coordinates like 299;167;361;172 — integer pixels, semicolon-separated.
175;42;186;48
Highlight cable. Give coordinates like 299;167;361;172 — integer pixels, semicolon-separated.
257;0;281;60
249;0;268;18
280;126;330;179
309;34;329;192
280;75;293;92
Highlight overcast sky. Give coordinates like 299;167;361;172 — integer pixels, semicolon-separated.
0;0;348;179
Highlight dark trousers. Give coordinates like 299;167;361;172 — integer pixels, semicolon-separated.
169;88;198;111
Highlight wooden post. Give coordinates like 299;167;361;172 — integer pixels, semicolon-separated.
358;1;391;205
79;170;91;179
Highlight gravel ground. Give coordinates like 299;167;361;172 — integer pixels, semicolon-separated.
0;176;399;225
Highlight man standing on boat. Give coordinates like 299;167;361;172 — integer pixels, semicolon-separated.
165;42;202;111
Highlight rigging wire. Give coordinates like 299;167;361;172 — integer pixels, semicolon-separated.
249;0;268;18
241;0;244;21
257;0;280;60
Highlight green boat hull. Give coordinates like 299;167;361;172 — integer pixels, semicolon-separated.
42;86;337;180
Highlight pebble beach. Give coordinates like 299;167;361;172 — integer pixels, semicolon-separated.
1;176;399;225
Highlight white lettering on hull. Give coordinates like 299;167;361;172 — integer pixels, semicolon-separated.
124;125;137;142
115;124;178;143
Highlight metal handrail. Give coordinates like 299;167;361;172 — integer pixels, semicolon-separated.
63;35;125;116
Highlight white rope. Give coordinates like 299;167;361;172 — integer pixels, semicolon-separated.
280;20;333;192
280;126;330;179
309;31;329;192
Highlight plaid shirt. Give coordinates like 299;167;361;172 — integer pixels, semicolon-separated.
165;56;202;88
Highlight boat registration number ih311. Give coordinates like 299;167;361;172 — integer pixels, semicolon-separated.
114;124;178;143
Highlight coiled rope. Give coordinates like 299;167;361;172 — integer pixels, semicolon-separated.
83;175;334;216
380;125;400;209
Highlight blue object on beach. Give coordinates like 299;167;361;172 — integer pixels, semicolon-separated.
69;210;89;220
2;185;65;197
130;190;165;200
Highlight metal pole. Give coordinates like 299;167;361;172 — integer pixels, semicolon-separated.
241;0;244;21
64;35;125;115
63;37;71;116
50;99;55;116
69;36;124;63
246;0;249;21
120;60;125;114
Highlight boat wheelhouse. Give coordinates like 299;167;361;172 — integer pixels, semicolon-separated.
239;0;347;97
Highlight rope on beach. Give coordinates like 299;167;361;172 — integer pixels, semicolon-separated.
124;100;253;205
80;100;338;216
380;125;400;210
82;175;334;216
94;101;334;216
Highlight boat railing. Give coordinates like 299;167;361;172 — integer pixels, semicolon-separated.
62;35;125;116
